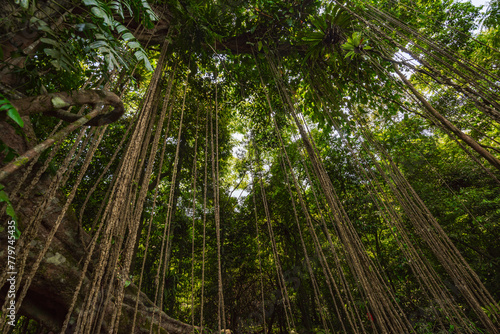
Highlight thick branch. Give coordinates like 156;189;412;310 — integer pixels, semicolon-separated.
212;30;296;55
0;108;101;183
10;90;125;126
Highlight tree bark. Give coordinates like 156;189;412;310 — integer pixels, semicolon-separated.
10;90;125;126
0;172;198;333
0;107;196;334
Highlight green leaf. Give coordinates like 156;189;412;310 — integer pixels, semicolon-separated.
128;41;141;49
3;149;17;163
302;37;323;42
352;32;361;46
122;0;133;14
342;43;354;50
40;37;60;47
345;50;355;59
6;204;18;222
75;23;97;31
83;0;99;6
134;50;153;71
0;190;8;202
89;40;109;49
111;0;125;19
91;7;113;26
143;59;153;71
0;94;23;127
140;0;158;21
15;0;29;9
50;60;62;70
44;48;60;58
115;23;128;34
257;41;263;51
7;107;24;128
0;188;18;235
14;226;21;240
122;32;135;41
134;50;145;60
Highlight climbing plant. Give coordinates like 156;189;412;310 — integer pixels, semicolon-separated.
0;0;499;333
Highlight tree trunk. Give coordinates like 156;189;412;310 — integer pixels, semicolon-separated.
0;108;196;333
0;172;198;333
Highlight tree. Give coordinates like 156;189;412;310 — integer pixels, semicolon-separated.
1;0;499;333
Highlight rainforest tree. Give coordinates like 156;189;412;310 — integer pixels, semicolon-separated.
0;0;499;333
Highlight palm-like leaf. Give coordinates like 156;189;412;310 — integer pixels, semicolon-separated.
299;3;355;64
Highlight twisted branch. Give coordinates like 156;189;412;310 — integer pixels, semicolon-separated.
10;90;125;126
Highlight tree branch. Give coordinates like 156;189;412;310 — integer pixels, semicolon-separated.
10;90;125;126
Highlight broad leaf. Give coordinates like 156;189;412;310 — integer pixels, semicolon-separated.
7;108;24;128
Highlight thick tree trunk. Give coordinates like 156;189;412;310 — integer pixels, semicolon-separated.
0;169;198;333
0;99;196;333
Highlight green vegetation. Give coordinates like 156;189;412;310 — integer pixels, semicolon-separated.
0;0;499;333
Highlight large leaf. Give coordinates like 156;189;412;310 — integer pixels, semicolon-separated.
83;0;99;6
89;40;109;49
91;6;113;26
111;0;125;19
7;109;24;128
134;50;153;71
122;32;135;41
140;0;158;21
128;41;141;49
40;37;60;47
0;94;23;127
115;22;128;34
75;22;98;31
0;189;20;238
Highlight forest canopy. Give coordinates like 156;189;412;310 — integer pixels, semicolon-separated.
0;0;499;333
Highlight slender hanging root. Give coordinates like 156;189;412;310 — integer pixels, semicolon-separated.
394;64;500;172
10;90;125;126
0;108;102;182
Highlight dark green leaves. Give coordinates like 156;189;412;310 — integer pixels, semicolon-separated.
81;0;154;71
14;0;29;9
0;94;22;165
0;93;23;128
341;32;372;59
0;185;21;239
